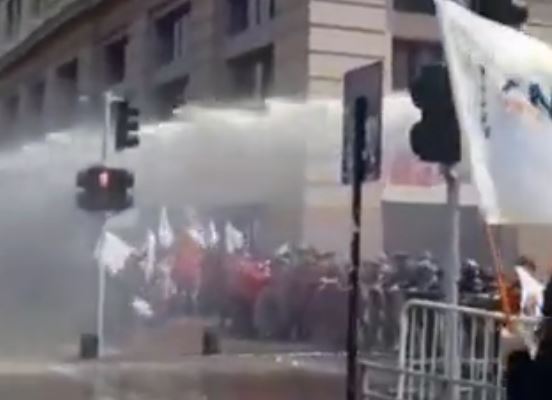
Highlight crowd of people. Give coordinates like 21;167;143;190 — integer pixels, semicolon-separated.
110;224;509;354
103;216;552;398
358;251;501;352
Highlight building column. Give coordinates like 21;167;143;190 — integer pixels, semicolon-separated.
0;3;8;48
127;15;155;119
187;0;226;102
43;68;62;133
248;0;256;27
77;46;103;131
20;0;36;36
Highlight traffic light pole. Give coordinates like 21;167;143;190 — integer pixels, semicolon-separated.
96;219;107;359
443;3;466;399
442;165;461;400
101;92;112;163
96;92;113;358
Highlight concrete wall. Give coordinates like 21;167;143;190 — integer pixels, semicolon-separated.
306;0;391;98
526;1;552;44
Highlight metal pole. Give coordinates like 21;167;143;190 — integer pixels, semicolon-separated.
96;92;112;358
346;98;366;400
443;165;461;400
101;92;111;163
97;224;106;358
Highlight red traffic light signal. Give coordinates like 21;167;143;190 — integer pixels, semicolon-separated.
98;170;110;189
76;165;134;211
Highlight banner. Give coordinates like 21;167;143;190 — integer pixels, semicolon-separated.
437;0;552;223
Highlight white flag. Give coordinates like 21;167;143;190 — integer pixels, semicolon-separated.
225;222;245;253
437;0;552;223
275;243;291;257
132;297;154;319
184;207;209;247
207;220;219;247
187;225;207;248
144;230;156;281
94;231;134;276
158;207;175;248
515;266;544;317
158;258;176;300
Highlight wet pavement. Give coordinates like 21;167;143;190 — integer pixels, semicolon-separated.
0;354;345;399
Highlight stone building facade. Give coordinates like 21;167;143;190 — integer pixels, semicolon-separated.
1;0;552;261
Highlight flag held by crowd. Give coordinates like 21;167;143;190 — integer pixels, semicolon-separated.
143;229;157;282
225;222;245;253
158;206;175;248
437;0;552;223
94;231;135;276
515;266;544;318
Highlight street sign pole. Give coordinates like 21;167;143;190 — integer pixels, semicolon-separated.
342;62;382;400
346;97;367;400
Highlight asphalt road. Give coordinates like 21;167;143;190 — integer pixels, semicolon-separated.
0;354;346;399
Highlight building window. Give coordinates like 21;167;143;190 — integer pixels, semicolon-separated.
104;36;128;86
154;77;188;120
227;0;249;35
392;39;442;90
393;0;435;15
228;46;274;100
155;4;191;67
5;0;22;39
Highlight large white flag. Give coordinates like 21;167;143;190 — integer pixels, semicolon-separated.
437;0;552;223
158;206;175;248
94;231;134;276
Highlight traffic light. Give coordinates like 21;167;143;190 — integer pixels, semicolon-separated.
473;0;528;27
113;100;140;151
76;165;134;211
409;63;461;165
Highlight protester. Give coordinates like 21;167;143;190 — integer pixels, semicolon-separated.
504;272;552;400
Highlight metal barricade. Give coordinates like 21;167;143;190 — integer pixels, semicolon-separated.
360;299;538;400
